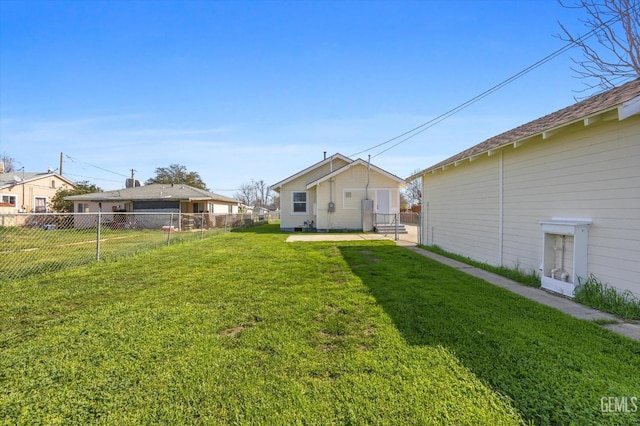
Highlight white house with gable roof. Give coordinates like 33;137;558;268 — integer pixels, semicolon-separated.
272;153;405;232
408;79;640;298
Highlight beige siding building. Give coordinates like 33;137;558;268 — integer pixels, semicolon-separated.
272;153;405;232
0;171;75;213
410;79;640;298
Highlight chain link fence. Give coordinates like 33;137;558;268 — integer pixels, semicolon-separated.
1;211;275;281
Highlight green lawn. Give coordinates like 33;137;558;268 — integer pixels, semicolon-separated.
1;224;638;425
0;226;222;280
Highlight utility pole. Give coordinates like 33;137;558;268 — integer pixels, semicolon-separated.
59;152;63;176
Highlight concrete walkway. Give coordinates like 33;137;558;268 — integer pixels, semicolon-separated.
286;230;640;341
403;246;640;341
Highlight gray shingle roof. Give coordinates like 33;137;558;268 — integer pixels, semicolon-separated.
65;183;239;203
0;172;75;189
413;78;640;177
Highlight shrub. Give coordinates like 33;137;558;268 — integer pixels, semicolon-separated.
574;274;640;320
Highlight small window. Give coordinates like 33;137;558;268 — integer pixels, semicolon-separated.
51;180;56;189
1;195;17;206
77;203;87;213
292;191;307;213
34;197;47;213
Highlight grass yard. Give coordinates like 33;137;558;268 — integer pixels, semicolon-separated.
1;224;638;424
0;226;222;280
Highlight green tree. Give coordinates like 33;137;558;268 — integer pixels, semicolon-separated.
145;164;207;190
50;181;101;213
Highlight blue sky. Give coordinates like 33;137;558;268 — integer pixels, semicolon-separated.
0;0;602;195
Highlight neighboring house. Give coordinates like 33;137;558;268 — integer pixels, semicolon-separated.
0;169;76;214
408;78;640;298
247;205;272;220
65;183;241;215
272;153;405;232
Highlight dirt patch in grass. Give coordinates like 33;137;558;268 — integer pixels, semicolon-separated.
219;317;262;337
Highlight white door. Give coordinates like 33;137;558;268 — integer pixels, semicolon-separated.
375;190;391;215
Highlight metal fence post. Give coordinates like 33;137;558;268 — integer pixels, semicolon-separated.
394;213;398;241
167;213;173;245
96;210;101;261
201;212;205;239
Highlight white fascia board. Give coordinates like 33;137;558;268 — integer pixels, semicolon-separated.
306;159;405;189
271;153;353;190
619;95;640;120
584;115;602;126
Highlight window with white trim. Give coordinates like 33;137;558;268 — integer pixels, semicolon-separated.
1;194;17;206
292;191;307;213
34;197;47;213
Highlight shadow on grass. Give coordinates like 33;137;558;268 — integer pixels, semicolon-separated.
339;244;640;426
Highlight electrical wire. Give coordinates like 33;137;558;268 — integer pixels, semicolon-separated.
65;154;128;178
62;172;124;184
350;6;633;160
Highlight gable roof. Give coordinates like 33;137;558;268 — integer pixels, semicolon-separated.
305;158;406;189
65;183;239;204
270;153;352;191
0;172;76;190
408;78;640;180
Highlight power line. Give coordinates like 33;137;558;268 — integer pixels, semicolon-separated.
65;154;129;178
63;172;124;184
350;7;629;160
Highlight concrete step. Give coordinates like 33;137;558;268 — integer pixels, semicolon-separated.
375;224;408;234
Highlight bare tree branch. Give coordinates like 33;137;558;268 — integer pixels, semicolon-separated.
1;153;16;173
234;179;278;209
558;0;640;95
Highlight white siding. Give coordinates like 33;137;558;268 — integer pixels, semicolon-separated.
421;115;640;296
278;158;351;230
502;117;640;295
423;153;501;265
316;164;400;230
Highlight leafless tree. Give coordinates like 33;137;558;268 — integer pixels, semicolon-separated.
235;182;255;206
1;153;16;173
558;0;640;94
234;179;277;209
402;171;422;208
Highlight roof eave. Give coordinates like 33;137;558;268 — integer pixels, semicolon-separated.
306;159;406;189
419;102;633;176
271;153;353;190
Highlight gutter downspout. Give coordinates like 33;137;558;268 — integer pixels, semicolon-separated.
366;155;371;200
499;150;504;266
